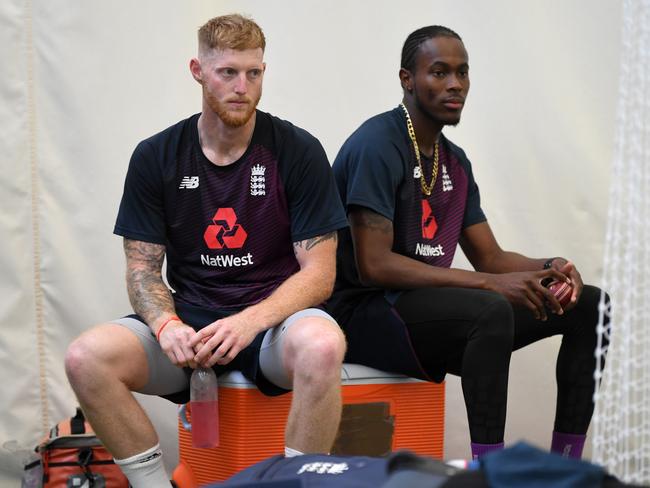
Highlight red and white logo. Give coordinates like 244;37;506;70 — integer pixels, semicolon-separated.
203;208;247;249
421;200;438;239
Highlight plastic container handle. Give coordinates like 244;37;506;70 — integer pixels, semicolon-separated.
178;404;192;432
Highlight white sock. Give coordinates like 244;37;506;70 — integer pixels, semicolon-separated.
284;446;304;457
114;443;169;488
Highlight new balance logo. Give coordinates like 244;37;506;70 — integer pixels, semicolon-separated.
179;176;199;189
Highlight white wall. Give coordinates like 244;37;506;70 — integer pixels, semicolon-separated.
0;0;621;484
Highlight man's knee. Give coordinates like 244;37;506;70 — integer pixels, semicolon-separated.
577;284;609;311
65;328;101;387
65;324;148;391
566;284;609;329
475;291;515;342
563;284;609;347
287;318;346;378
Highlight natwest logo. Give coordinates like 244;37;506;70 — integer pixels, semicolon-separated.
203;208;247;249
421;200;438;239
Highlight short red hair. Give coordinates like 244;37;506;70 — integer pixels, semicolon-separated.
198;14;266;53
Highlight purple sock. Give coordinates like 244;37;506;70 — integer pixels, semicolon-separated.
471;442;504;460
551;431;586;459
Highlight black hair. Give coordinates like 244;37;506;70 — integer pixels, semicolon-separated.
401;25;462;72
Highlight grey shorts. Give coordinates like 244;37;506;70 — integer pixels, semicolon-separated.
111;307;337;401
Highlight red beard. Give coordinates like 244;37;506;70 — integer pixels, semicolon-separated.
204;89;260;128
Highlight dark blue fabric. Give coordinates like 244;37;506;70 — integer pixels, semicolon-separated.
207;447;614;488
214;479;302;488
330;106;486;322
114;110;347;310
332;107;485;227
480;441;605;488
332;292;431;381
210;454;391;487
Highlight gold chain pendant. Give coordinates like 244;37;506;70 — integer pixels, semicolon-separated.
400;103;438;196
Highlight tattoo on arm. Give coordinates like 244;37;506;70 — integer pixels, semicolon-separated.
124;238;174;325
355;209;393;234
293;231;337;254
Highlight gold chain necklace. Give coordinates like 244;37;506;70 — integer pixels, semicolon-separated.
400;103;438;196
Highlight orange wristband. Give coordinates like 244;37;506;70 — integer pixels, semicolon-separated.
155;315;180;342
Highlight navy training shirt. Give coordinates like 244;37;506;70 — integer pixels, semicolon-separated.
332;107;487;296
114;110;347;310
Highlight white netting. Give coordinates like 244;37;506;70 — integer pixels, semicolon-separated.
591;0;650;483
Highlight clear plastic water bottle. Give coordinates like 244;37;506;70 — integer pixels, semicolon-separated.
190;367;219;448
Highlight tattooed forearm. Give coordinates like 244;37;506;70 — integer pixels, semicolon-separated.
354;209;393;234
293;231;337;253
124;238;175;325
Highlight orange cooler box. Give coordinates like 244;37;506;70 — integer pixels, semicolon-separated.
176;364;444;485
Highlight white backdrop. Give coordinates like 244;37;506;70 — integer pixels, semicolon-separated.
0;0;621;485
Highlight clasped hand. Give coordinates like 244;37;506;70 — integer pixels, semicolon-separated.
487;260;583;321
157;313;261;368
189;313;261;368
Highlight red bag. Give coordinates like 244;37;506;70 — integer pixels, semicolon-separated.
35;407;129;487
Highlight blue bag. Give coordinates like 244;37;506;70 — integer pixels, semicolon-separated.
207;452;457;488
208;454;388;487
480;442;605;488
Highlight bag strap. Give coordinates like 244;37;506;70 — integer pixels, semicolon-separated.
70;407;86;435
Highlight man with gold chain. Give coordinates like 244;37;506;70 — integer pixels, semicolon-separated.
328;25;608;460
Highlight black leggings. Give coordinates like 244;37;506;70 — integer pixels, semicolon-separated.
394;284;608;444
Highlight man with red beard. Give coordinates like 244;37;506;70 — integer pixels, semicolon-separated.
64;14;347;487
